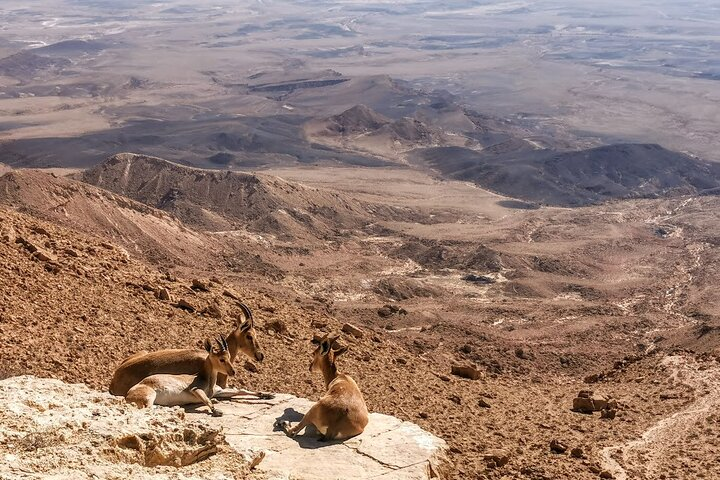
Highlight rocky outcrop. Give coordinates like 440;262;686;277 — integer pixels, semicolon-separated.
0;376;244;479
0;377;448;480
188;393;449;479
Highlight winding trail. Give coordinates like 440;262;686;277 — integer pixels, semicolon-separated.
600;356;720;479
600;197;717;479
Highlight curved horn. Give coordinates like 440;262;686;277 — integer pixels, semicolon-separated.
220;334;229;351
216;336;226;353
237;303;254;330
327;333;341;347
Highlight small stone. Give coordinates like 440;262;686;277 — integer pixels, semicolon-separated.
341;323;363;338
377;306;394;318
310;318;328;329
248;451;265;470
451;364;482;380
448;395;461;405
600;471;614;479
1;225;16;243
418;412;429;419
550;439;567;454
267;319;287;335
478;398;491;408
483;448;510;468
395;357;407;365
64;248;80;257
515;347;529;359
156;288;172;301
244;361;258;373
591;395;609;411
573;397;595;414
570;447;584;458
202;303;223;319
32;249;57;263
192;279;210;292
222;289;239;300
176;299;195;312
31;226;50;237
601;408;617;420
16;236;37;252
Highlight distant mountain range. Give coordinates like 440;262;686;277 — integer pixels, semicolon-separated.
415;143;720;206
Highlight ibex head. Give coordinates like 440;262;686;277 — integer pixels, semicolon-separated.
230;303;265;363
204;335;236;377
310;333;348;373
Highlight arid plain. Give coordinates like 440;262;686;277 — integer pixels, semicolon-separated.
1;1;720;479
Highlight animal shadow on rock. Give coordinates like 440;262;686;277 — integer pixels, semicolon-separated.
274;408;342;449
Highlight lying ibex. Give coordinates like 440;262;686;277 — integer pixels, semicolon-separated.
276;333;368;440
126;336;233;416
110;303;269;398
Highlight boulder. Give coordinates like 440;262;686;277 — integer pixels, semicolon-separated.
191;279;210;292
591;395;609;411
342;322;364;338
451;364;482;380
550;439;568;454
573;397;595;413
32;248;58;263
0;377;447;480
155;287;172;301
175;299;196;312
0;376;231;478
572;391;614;413
462;274;495;284
202;302;223;319
601;408;617;420
483;448;511;468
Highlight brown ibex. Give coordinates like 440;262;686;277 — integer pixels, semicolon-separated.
110;303;271;399
276;333;368;440
126;336;233;416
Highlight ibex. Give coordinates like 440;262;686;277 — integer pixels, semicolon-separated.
126;335;233;416
110;303;270;399
276;333;368;440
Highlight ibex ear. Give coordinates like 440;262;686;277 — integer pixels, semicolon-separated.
320;340;331;355
204;339;212;353
332;345;349;357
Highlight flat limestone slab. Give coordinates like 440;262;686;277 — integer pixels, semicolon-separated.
188;394;448;480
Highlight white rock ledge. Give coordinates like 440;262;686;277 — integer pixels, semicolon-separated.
189;393;448;480
0;377;447;480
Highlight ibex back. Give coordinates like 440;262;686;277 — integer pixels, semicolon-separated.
110;303;266;397
276;333;368;441
126;335;233;416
